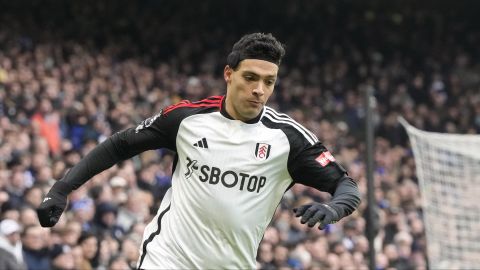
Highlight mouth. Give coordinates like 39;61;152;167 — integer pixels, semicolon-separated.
247;100;263;107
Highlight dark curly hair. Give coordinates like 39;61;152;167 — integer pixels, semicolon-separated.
227;33;286;70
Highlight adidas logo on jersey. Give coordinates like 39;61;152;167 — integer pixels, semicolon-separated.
193;138;209;148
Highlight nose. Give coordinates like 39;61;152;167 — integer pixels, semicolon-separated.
252;82;265;96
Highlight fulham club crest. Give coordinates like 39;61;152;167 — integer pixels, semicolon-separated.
255;143;271;161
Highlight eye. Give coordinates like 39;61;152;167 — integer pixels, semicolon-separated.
265;79;275;86
244;75;255;81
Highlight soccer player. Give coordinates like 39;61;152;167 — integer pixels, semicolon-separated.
37;33;361;269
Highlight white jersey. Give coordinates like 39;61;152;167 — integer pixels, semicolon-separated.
135;96;347;269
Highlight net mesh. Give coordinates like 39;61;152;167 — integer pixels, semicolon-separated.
399;117;480;269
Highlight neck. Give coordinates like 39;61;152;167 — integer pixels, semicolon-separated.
221;96;263;124
224;97;244;121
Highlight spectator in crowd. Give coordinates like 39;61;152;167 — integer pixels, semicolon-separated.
21;225;50;270
31;98;62;156
91;202;125;241
108;254;131;270
19;206;40;226
120;235;142;269
59;220;82;247
49;244;75;270
77;232;98;270
0;247;27;270
0;219;25;267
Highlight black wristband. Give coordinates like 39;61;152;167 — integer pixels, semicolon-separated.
51;181;74;196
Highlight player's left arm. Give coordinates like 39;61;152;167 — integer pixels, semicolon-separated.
289;142;361;229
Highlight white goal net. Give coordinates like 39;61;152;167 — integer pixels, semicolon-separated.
399;117;480;269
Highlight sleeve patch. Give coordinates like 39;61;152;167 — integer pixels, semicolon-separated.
135;111;162;133
315;151;336;167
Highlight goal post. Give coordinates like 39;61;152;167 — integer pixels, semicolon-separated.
399;117;480;269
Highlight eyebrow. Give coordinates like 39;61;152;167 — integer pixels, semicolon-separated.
242;71;277;79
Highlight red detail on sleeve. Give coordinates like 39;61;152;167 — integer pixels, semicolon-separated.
162;96;223;115
315;151;336;167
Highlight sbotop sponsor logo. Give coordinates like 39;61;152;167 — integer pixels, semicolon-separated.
184;157;267;193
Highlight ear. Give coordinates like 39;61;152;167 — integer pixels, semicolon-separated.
224;65;233;83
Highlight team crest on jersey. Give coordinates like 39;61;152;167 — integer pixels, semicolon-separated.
255;143;271;161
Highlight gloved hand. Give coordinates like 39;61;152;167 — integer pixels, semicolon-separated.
293;203;341;230
36;181;72;227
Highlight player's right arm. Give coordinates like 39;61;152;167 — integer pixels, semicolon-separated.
37;108;181;227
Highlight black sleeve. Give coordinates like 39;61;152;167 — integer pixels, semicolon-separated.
329;176;361;217
289;142;361;218
59;108;187;190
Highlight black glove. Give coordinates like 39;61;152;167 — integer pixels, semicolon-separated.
36;181;73;227
293;203;341;230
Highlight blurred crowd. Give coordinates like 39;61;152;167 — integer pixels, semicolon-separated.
0;0;479;269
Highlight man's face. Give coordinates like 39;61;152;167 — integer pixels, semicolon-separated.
22;226;45;250
224;59;278;121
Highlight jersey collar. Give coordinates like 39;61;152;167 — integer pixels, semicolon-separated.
220;96;264;124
